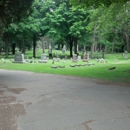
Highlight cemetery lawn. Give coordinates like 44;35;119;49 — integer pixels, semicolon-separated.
0;54;130;83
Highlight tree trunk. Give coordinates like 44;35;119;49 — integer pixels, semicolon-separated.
90;21;97;59
84;46;86;52
4;33;9;58
0;48;2;55
94;44;97;51
40;37;45;53
112;42;115;53
125;33;130;52
33;34;36;58
104;45;107;52
90;43;95;59
74;37;78;54
12;43;16;55
58;44;60;50
69;40;73;57
99;44;102;52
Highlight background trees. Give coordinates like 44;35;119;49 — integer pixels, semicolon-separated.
70;0;130;56
0;0;34;35
0;0;130;58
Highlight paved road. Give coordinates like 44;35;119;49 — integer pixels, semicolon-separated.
0;69;130;130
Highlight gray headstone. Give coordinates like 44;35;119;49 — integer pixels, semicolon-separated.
72;54;77;62
39;54;47;63
57;53;60;59
41;54;47;60
62;45;66;54
124;51;128;60
78;56;81;60
12;54;25;63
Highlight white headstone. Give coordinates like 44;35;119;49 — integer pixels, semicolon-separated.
124;51;128;60
39;54;47;63
62;45;66;53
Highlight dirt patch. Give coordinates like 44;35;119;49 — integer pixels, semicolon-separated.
127;106;130;108
0;96;26;130
0;96;16;104
26;102;32;106
0;90;5;95
96;80;130;87
0;104;25;130
7;88;26;94
2;86;8;89
0;85;26;130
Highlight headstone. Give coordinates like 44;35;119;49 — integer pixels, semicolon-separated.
39;54;47;63
65;55;68;60
124;51;128;60
57;53;60;59
72;54;77;62
83;53;88;62
78;56;81;60
62;45;66;54
12;53;25;63
53;52;60;62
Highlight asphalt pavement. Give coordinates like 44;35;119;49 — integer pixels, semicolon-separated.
0;69;130;130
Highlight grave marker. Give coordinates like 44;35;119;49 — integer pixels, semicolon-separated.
39;54;47;63
124;51;128;60
12;53;25;63
83;53;88;62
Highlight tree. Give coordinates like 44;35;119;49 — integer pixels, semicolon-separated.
42;1;88;57
0;0;34;35
70;0;128;8
87;2;130;53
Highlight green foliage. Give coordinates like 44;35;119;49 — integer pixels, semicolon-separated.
0;0;34;35
70;0;128;8
1;0;130;57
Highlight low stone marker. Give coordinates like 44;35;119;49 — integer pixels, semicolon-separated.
58;66;65;68
53;57;60;62
70;64;75;67
51;66;58;68
12;53;25;63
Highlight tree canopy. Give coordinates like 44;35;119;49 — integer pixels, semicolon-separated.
70;0;128;7
0;0;34;35
0;0;130;58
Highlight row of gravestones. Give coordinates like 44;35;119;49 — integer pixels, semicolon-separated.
12;53;89;63
12;52;129;63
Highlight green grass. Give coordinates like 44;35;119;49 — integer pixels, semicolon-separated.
0;51;130;83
